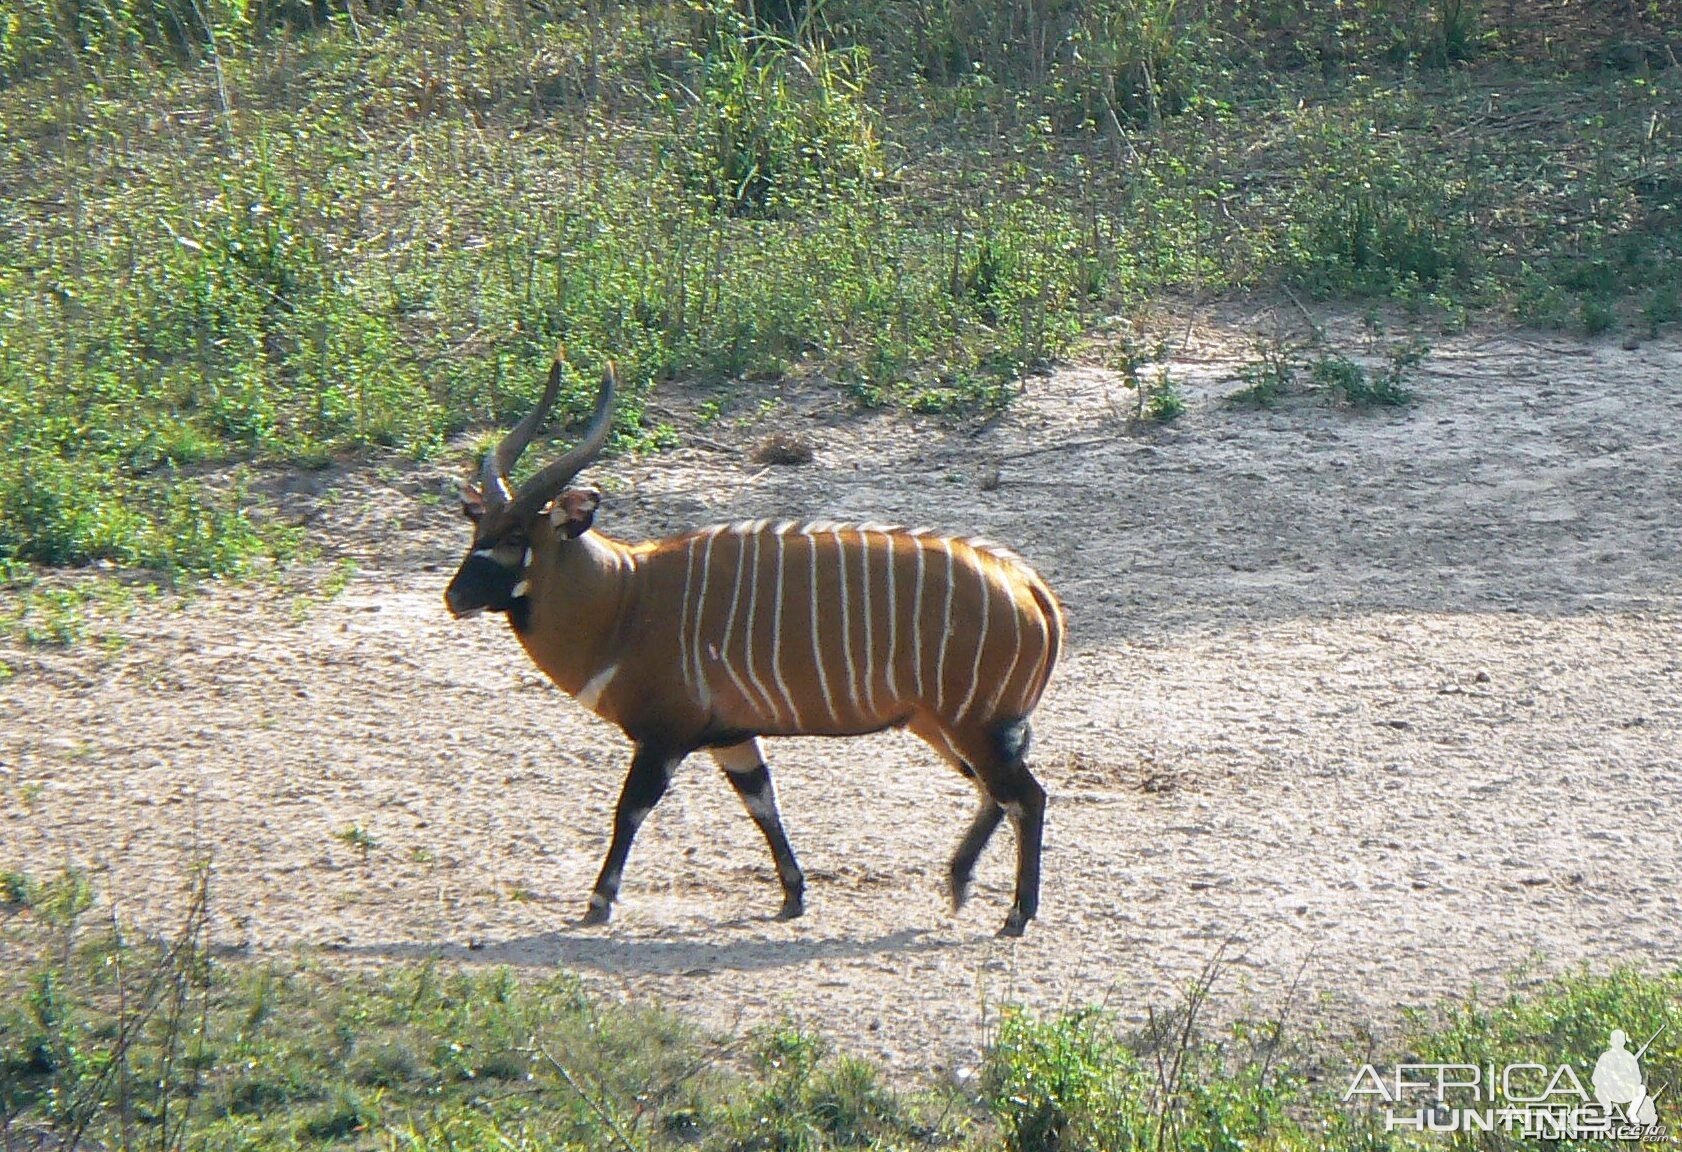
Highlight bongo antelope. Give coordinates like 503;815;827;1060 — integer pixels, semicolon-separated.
444;352;1064;935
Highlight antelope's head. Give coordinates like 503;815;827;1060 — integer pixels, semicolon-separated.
444;351;616;621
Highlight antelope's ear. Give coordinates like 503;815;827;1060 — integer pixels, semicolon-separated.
550;487;601;538
460;481;488;523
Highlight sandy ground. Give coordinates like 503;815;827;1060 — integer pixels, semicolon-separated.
4;303;1681;1080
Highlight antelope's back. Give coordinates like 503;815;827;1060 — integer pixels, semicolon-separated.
645;519;1062;738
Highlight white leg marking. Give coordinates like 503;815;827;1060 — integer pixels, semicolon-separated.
934;537;955;713
576;662;620;712
955;556;991;720
859;531;877;719
471;547;497;559
742;531;781;724
718;532;758;710
770;531;803;728
912;540;927;697
710;739;764;774
883;533;899;701
834;529;860;717
511;579;529;598
808;531;840;727
523;547;533;567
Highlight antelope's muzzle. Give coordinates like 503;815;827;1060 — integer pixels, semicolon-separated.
444;551;516;619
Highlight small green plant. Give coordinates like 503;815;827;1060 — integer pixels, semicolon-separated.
1231;339;1300;406
1312;345;1421;407
1427;0;1484;66
0;869;36;910
1141;369;1185;423
1580;297;1617;336
13;782;45;813
335;825;379;860
695;396;727;426
1110;333;1172;424
319;558;357;600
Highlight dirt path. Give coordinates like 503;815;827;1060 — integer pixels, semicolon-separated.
5;305;1681;1080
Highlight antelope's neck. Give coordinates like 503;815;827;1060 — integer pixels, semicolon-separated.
513;531;639;698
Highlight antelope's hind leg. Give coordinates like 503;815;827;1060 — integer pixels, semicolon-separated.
713;739;806;919
986;753;1046;938
927;718;1046;938
582;743;680;926
948;794;1005;913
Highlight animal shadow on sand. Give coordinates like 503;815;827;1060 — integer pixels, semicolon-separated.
327;925;955;976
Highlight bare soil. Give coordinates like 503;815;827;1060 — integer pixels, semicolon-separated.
4;303;1681;1081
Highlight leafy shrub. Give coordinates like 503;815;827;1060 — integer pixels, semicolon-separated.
1286;107;1478;296
663;19;880;218
986;1008;1150;1152
1055;0;1217;129
1311;344;1421;407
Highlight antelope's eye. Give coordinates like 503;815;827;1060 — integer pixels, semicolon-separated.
503;530;528;550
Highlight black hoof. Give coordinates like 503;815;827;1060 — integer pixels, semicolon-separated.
774;895;806;921
578;901;611;927
996;909;1028;938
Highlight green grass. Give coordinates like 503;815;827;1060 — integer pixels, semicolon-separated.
3;869;1680;1151
1;1;1677;577
0;563;166;647
0;872;945;1150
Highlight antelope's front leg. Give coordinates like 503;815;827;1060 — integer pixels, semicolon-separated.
582;744;679;925
713;739;806;919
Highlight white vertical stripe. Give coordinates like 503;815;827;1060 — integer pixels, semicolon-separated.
742;530;780;723
807;530;840;727
834;528;860;717
982;586;1024;721
883;533;899;701
691;526;724;710
718;531;757;710
1010;602;1049;715
678;536;700;699
955;553;991;719
858;531;877;718
769;529;803;728
912;539;927;697
934;537;955;712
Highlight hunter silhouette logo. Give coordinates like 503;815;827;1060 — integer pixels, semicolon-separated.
1344;1024;1668;1139
1593;1028;1663;1126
